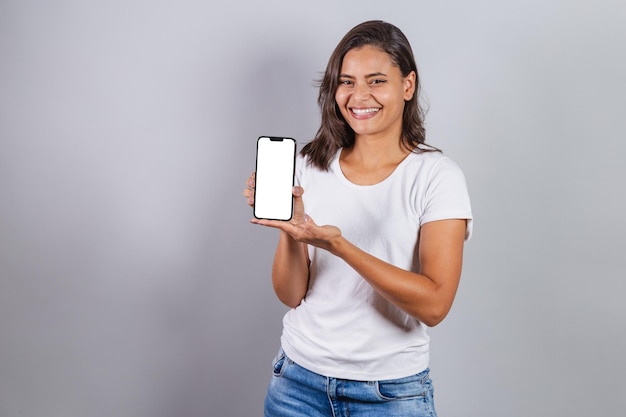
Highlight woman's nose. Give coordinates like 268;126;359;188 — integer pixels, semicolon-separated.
353;82;371;100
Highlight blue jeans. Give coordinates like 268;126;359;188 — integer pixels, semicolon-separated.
264;349;437;417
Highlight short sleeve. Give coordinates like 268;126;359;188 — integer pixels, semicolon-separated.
420;157;473;240
294;154;306;187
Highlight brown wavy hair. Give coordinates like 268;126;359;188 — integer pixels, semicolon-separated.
301;20;439;170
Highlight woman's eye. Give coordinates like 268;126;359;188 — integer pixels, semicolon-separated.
339;79;353;86
371;79;386;85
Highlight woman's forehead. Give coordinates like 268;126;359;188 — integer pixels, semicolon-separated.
340;46;396;73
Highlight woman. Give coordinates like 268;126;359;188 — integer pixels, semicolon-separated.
244;20;473;417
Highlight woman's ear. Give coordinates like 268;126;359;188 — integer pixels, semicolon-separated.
404;71;417;101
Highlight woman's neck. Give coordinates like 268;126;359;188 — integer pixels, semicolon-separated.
344;134;409;168
339;135;411;185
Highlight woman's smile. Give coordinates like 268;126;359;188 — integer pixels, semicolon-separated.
350;107;381;118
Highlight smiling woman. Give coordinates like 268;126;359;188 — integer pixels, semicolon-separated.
243;20;473;417
335;45;415;143
300;20;438;171
335;45;417;185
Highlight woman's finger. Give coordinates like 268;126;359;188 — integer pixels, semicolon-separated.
291;186;305;222
243;172;256;206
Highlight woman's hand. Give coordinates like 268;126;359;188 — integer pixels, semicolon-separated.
250;185;342;253
243;172;256;207
243;172;341;251
243;172;314;307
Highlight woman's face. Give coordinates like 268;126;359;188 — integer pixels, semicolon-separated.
335;45;415;141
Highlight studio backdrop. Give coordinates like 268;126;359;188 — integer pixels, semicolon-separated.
1;1;625;416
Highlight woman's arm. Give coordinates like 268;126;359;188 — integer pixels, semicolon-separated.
328;219;467;327
247;176;467;323
244;175;310;308
271;230;310;308
267;186;310;307
255;211;466;326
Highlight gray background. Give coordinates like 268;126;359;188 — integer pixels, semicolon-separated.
1;1;625;416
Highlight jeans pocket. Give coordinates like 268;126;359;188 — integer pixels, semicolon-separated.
272;349;287;377
375;371;430;401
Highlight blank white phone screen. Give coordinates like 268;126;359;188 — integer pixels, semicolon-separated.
254;137;296;220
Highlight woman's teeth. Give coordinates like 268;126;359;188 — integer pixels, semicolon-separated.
352;108;380;115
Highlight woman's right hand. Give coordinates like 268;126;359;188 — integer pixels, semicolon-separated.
243;172;255;207
243;171;310;308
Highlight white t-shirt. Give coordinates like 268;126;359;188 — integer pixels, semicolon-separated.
280;148;473;381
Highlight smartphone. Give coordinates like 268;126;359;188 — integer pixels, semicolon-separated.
253;136;297;221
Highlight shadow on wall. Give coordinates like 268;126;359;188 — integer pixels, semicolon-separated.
149;41;323;416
